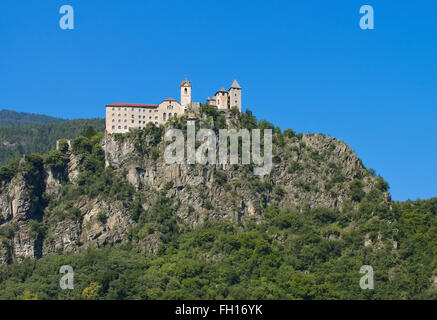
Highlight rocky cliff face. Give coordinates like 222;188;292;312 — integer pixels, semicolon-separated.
102;131;384;223
0;111;389;263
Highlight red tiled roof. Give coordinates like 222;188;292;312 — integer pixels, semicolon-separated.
158;97;178;105
106;103;158;107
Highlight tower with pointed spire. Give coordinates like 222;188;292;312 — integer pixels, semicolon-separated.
105;78;244;133
228;79;242;112
206;79;242;112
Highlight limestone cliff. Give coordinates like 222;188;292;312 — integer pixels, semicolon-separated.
0;110;389;263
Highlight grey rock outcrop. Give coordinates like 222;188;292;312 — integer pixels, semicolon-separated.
0;117;389;264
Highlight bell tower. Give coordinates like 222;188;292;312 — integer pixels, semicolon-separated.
180;78;192;108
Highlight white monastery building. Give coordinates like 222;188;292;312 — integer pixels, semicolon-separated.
106;79;242;133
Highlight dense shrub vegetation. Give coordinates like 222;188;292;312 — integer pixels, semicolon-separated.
0;197;435;300
0;108;435;300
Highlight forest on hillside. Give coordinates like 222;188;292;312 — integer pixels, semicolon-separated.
0;118;105;165
0;108;435;300
0;195;435;299
0;109;64;127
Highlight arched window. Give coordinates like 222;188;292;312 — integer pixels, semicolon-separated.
184;88;187;93
163;113;166;120
169;113;172;118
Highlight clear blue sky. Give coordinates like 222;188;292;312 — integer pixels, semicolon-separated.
0;1;436;201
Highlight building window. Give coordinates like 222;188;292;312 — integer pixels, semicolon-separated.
118;119;121;123
132;115;134;118
155;116;158;120
149;116;152;119
118;125;121;129
155;110;158;112
112;107;115;111
132;108;134;111
184;88;187;93
112;119;114;122
131;120;134;124
112;125;115;129
169;113;172;118
118;108;121;111
149;110;152;113
124;126;127;129
112;113;114;116
139;127;141;130
163;113;166;120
